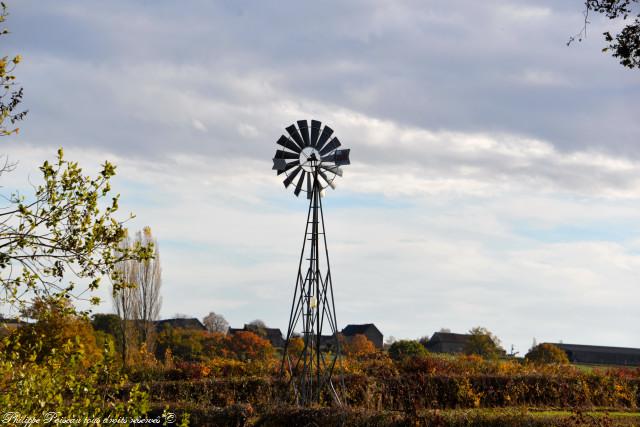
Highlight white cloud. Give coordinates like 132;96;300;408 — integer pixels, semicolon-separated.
192;119;207;132
516;70;571;87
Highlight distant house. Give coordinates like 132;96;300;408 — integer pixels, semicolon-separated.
425;332;471;354
229;324;285;349
341;324;383;349
155;318;207;332
548;343;640;367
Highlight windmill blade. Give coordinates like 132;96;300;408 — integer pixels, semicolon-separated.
275;149;299;160
293;171;305;197
276;135;301;153
286;125;306;150
283;166;302;188
306;172;313;199
273;158;287;171
322;148;350;166
277;160;299;175
321;164;343;177
310;120;321;147
318;169;336;190
319;137;341;156
315;125;333;151
297;120;310;147
335;148;350;165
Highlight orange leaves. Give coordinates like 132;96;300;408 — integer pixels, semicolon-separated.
344;334;377;357
227;331;273;362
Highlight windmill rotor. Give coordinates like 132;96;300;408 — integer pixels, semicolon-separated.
273;120;349;198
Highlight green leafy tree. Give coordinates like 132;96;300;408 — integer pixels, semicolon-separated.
0;149;153;310
525;343;570;365
464;326;506;359
388;339;428;361
0;3;27;136
92;313;124;356
155;326;208;362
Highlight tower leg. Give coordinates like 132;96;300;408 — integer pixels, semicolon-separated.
280;172;342;406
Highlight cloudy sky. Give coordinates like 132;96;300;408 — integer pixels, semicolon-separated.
3;1;639;354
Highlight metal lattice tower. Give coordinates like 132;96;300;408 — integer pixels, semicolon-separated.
271;120;350;406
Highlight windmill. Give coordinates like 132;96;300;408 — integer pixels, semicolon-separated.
272;119;350;406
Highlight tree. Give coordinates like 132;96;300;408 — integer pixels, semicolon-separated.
464;326;506;359
132;227;162;349
525;343;570;365
8;296;102;367
0;7;150;419
1;301;150;420
112;233;138;366
570;0;640;68
388;339;428;361
155;327;208;362
383;335;397;350
0;4;27;136
344;334;376;356
203;311;229;334
91;313;123;356
0;149;153;310
227;331;273;361
112;227;162;362
246;319;268;337
418;335;430;347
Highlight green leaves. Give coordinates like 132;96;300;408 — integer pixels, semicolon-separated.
0;3;27;136
1;149;152;308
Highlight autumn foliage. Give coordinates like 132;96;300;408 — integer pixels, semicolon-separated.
344;334;377;356
525;343;570;365
155;327;273;362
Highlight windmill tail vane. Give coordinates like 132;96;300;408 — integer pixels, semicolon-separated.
272;119;350;406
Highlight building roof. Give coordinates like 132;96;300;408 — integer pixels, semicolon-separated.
155;318;206;331
429;332;471;343
264;327;283;339
550;343;640;356
342;323;379;336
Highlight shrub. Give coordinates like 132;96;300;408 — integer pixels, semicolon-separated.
388;339;427;361
0;318;149;419
525;343;570;365
464;326;506;359
227;331;273;361
345;334;377;357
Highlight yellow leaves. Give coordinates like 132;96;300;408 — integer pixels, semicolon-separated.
12;54;21;64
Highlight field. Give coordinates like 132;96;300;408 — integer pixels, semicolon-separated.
125;353;640;426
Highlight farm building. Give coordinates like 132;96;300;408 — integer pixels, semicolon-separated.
155;318;207;331
425;332;471;354
548;343;640;367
